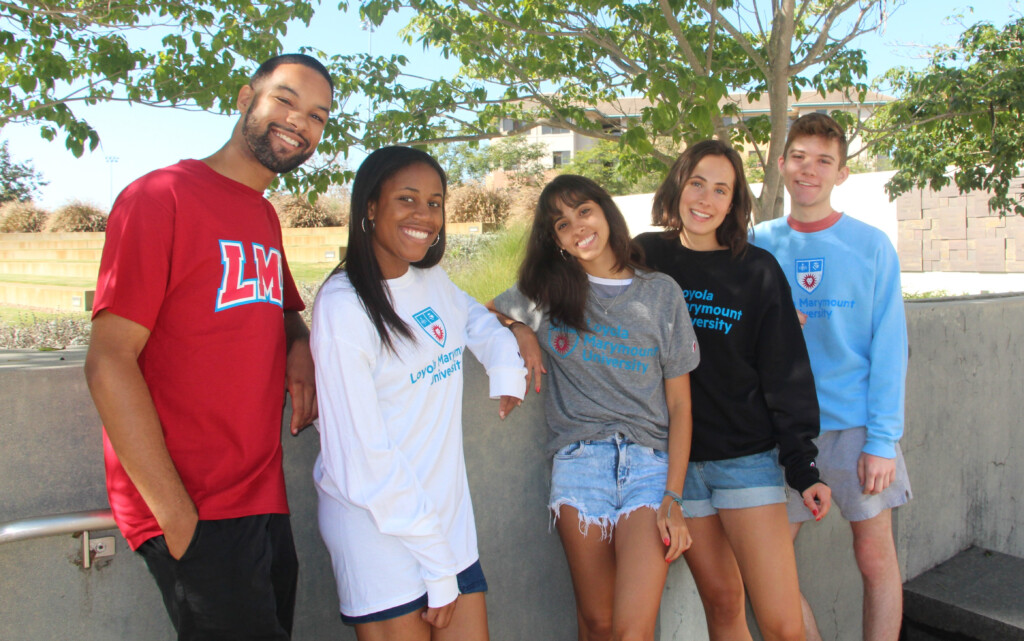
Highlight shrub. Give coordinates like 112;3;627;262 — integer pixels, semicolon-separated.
268;192;346;228
506;184;543;224
46;201;107;232
447;184;512;225
0;200;48;232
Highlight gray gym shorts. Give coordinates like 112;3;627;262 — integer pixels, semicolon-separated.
787;426;912;523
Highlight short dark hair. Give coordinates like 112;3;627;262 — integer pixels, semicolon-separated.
330;146;447;352
519;174;643;333
251;53;334;96
652;139;751;256
783;113;848;167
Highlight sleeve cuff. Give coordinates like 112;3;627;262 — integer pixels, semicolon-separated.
424;574;459;609
487;366;527;400
862;436;897;459
785;463;823;495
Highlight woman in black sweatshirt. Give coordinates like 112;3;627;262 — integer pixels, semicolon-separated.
635;140;830;641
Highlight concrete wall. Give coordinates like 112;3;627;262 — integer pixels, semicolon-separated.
2;294;1023;640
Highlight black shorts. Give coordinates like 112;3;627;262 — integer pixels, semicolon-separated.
137;513;297;640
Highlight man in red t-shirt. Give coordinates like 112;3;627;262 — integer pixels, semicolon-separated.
84;53;333;640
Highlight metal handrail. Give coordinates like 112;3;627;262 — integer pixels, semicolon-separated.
0;509;116;545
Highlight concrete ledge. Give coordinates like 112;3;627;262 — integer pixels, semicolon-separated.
0;248;104;261
0;282;93;311
0;232;106;243
903;547;1024;641
284;245;346;263
0;261;100;279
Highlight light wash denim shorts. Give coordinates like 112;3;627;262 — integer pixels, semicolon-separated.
549;433;668;539
682;448;787;518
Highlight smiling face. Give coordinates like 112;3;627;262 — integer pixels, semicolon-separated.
239;63;332;174
779;134;850;222
368;162;445;279
677;153;736;251
552;198;618;278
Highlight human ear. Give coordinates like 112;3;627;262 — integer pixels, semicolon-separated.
236;84;255;112
835;164;851;186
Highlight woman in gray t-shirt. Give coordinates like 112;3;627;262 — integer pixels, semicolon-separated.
489;175;699;640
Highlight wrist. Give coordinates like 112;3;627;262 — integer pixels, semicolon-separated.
507;320;527;332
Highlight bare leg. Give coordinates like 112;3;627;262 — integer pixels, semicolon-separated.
718;505;804;641
850;510;902;641
790;521;823;641
610;508;671;641
434;592;489;641
556;506;616;641
682;515;752;641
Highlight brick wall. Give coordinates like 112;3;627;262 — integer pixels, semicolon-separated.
897;177;1024;273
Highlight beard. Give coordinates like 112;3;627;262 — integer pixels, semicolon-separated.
242;102;314;174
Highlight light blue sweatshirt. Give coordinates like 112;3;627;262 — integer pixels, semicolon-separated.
751;213;908;458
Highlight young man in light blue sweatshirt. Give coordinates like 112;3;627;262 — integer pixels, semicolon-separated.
752;113;911;641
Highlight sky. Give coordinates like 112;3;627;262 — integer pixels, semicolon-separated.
3;1;1020;210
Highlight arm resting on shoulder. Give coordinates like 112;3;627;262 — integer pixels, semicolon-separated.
484;298;546;396
84;311;197;558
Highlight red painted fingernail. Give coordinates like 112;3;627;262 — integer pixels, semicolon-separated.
663;537;670;546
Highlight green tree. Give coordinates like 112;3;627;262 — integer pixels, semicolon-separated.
433;137;547;186
561;140;666;196
1;0;325;151
0;141;48;203
0;0;376;195
870;17;1024;216
361;0;900;220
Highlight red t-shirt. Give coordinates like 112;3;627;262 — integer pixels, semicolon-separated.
93;159;304;549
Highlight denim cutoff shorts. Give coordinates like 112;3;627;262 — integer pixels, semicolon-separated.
682;448;787;518
550;433;668;539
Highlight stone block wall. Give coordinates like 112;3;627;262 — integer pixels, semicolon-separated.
897;177;1024;273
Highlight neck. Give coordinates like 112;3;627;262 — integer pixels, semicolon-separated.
201;122;278;193
580;249;631;280
582;260;632;280
679;229;726;252
789;201;835;224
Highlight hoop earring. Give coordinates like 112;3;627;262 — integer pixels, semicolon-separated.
559;248;569;261
361;218;373;234
430;233;441;248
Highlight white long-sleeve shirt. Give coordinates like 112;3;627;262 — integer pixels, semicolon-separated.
312;266;526;617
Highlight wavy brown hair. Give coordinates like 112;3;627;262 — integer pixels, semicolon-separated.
518;174;643;333
651;139;751;256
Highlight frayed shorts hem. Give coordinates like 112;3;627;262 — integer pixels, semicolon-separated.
549;499;661;541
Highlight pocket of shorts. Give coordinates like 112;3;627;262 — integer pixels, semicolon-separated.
554;441;587;460
174;520;205;563
650;448;669;463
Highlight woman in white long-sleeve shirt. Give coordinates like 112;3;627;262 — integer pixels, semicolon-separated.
311;146;527;640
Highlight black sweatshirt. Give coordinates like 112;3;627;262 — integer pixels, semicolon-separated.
636;232;822;493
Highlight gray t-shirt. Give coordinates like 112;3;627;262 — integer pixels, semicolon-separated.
494;269;700;457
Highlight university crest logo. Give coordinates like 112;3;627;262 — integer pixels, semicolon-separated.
795;258;824;294
413;307;447;347
548;326;578;358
